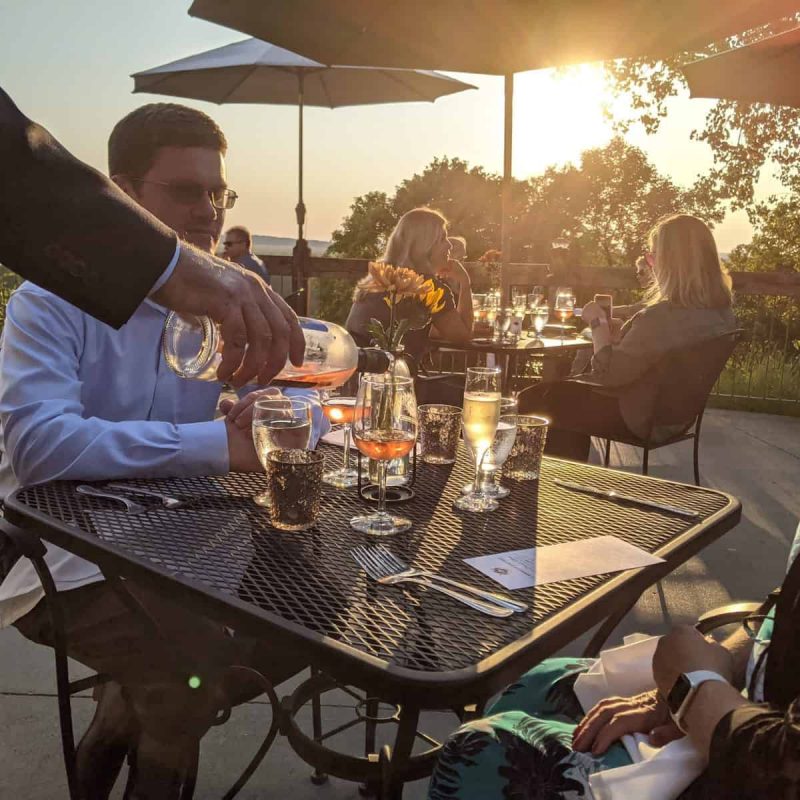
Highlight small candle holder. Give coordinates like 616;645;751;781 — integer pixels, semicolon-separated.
356;446;417;504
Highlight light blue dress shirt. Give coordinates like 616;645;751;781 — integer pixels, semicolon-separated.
0;281;327;626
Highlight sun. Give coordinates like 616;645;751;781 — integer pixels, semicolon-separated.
513;64;615;177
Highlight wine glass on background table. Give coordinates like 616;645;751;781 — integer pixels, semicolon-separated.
322;396;358;488
252;397;312;507
554;287;576;341
532;306;549;339
350;375;418;536
454;366;502;513
462;397;518;498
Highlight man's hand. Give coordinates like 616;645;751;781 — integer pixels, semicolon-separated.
572;690;682;755
580;300;604;326
224;417;262;472
219;387;283;430
652;625;734;699
152;244;305;387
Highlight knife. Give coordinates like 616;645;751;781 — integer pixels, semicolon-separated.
554;480;700;519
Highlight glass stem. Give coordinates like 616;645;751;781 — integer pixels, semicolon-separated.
377;459;388;515
342;424;351;472
474;449;485;496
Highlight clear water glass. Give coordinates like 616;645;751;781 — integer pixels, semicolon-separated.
252;397;312;507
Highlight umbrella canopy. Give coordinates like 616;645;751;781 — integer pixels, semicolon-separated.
189;0;800;75
132;37;475;107
683;26;800;108
133;39;475;300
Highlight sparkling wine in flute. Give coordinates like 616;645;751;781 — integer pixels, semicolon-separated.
462;391;502;456
253;419;312;468
354;430;416;461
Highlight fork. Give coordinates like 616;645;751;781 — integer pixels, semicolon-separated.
352;546;513;618
368;545;528;613
105;482;195;510
76;485;148;514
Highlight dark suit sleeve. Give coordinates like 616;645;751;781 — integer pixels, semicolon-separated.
0;86;178;328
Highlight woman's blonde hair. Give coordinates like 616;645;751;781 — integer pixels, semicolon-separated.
354;207;448;301
646;213;732;309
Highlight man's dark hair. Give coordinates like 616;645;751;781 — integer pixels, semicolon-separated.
108;103;227;178
226;225;252;248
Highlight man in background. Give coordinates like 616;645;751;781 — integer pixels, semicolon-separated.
223;224;271;284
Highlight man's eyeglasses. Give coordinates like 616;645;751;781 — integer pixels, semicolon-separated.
223;239;246;248
125;178;238;210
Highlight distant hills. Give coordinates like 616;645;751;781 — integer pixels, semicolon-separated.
251;234;330;257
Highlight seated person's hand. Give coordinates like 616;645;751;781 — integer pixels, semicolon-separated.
220;387;283;430
580;301;605;327
652;625;734;700
572;689;682;755
225;416;262;472
437;259;470;286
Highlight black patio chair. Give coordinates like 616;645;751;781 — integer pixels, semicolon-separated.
572;329;743;485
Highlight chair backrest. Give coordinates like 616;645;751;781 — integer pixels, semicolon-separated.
645;329;743;430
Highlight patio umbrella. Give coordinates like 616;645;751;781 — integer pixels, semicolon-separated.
132;38;475;295
189;0;800;297
683;26;800;108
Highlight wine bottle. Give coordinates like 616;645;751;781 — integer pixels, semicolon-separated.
162;313;392;389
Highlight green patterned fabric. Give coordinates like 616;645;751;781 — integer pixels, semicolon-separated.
428;658;631;799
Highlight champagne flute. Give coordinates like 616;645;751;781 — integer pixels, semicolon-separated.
454;366;502;513
462;398;518;498
252;397;312;507
350;375;417;536
322;396;358;488
554;287;576;341
533;306;549;337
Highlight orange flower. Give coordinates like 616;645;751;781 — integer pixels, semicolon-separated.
360;261;427;298
478;249;502;263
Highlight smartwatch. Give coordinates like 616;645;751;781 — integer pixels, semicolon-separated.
666;670;729;733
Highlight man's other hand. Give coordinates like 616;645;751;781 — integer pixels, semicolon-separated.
225;417;262;472
152;244;305;387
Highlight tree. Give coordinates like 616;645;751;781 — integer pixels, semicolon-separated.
520;137;722;267
604;14;800;211
328;141;721;268
727;195;800;273
326;191;397;258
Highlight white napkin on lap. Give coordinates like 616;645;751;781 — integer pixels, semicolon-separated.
573;635;706;800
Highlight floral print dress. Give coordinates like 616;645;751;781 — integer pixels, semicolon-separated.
427;658;632;800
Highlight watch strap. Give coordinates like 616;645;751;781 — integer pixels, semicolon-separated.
674;670;729;732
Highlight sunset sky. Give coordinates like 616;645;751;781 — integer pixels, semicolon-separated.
2;1;786;253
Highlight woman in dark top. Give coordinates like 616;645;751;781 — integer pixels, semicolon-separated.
519;213;737;460
346;207;473;364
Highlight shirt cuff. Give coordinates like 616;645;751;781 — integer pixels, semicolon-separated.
177;420;229;475
148;239;181;296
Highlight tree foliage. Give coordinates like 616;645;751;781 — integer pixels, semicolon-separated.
604;15;800;211
727;197;800;273
328;139;720;268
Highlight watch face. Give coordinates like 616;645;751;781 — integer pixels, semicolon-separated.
667;673;693;715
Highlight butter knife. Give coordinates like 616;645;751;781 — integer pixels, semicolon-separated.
554;480;700;519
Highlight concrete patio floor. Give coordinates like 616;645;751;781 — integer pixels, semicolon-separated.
1;407;798;799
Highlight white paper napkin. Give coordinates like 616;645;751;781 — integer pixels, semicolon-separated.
573;634;705;800
320;427;358;449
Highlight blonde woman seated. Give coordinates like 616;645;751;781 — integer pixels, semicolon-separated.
519;213;736;461
346;208;473;366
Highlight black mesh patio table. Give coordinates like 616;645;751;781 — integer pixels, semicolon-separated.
4;445;740;795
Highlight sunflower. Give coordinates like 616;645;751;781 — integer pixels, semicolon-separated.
418;280;446;314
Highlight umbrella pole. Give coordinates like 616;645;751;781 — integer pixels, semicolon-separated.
292;70;310;313
500;73;513;305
